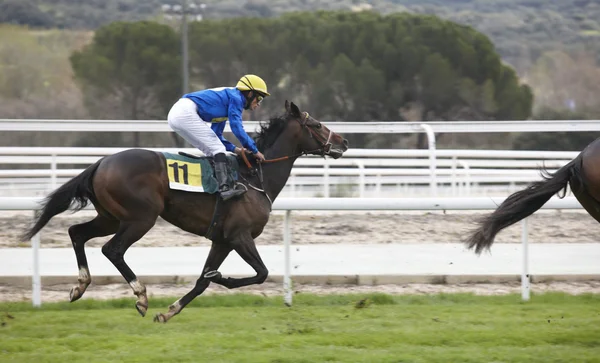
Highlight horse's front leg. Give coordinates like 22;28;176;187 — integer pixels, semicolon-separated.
154;242;232;323
205;233;269;289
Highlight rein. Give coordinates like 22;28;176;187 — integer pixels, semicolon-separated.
241;148;317;168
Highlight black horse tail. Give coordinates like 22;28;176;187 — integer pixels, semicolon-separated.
465;155;584;255
21;159;103;241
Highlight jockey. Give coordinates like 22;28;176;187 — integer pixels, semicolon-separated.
167;74;269;201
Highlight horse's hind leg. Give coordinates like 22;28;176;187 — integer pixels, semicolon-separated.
154;241;232;323
205;233;269;289
68;214;119;302
101;220;156;317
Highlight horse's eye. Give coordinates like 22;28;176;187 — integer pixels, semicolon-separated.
316;123;322;129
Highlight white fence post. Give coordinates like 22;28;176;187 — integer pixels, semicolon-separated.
32;210;41;307
451;156;457;196
323;160;330;198
290;174;296;197
458;161;471;196
420;124;437;196
521;218;530;301
50;154;57;191
283;210;292;306
354;161;365;198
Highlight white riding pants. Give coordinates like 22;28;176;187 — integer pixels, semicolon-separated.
167;98;226;156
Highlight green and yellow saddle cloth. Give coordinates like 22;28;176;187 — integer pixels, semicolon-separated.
162;152;239;193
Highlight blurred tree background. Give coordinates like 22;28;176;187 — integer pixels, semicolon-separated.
185;12;532;148
70;21;181;146
0;0;599;150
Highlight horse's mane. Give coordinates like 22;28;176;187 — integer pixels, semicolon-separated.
254;114;288;152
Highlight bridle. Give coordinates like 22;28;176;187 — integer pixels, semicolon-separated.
297;112;333;157
240;112;333;169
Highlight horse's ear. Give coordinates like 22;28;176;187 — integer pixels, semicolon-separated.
284;100;291;113
290;102;301;117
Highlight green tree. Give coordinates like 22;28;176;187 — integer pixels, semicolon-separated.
70;21;181;145
187;11;532;136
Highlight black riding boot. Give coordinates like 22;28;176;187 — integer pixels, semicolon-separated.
214;153;245;201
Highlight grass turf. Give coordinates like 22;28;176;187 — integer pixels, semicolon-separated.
0;292;599;363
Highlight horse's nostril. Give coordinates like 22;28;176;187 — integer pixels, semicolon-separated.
343;139;349;149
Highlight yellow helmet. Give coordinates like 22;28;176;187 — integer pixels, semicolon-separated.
236;74;271;96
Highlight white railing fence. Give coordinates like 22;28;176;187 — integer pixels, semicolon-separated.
3;119;600;197
3;119;600;133
0;196;583;307
0;147;579;198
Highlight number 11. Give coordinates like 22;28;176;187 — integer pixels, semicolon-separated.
168;162;189;184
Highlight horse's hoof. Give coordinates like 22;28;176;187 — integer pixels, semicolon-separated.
135;301;148;317
153;313;167;323
204;270;222;281
69;286;83;302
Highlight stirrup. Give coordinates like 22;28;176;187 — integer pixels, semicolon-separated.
220;188;246;201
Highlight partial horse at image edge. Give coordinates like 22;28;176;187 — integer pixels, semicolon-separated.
465;137;600;254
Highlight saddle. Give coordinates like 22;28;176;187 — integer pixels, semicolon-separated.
162;151;243;241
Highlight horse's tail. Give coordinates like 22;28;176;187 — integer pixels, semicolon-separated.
21;159;103;241
465;155;583;255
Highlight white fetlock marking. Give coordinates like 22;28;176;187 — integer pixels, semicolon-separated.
129;279;146;295
169;300;182;313
78;267;90;283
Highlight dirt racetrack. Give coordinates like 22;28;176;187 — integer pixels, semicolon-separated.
1;209;599;302
2;209;598;249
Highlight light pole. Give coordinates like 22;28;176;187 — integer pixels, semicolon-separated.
162;1;207;95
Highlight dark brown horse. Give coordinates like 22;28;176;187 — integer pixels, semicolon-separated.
465;137;600;254
22;101;348;323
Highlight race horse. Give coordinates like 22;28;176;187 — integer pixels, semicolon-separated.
22;101;349;323
465;137;600;254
